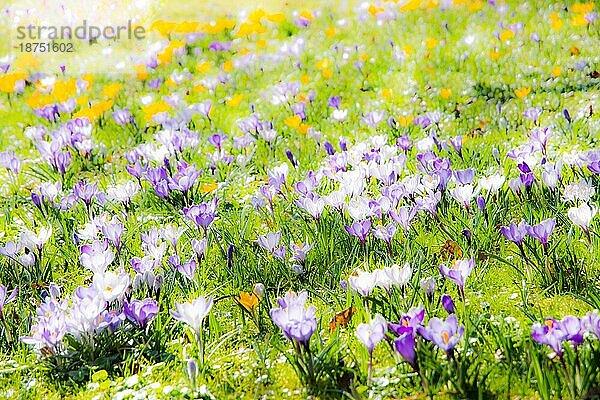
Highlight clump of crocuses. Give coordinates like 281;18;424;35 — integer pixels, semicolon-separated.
531;312;600;399
269;290;319;387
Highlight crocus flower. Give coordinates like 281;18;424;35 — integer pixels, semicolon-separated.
20;226;52;253
124;298;159;329
0;241;20;259
526;218;556;249
257;232;282;254
269;290;317;345
567;203;597;235
348;270;378;296
191;238;207;259
389;206;416;231
588;161;600;175
454;169;475;185
344;220;371;244
372;222;397;244
500;220;528;246
177;258;197;280
388;306;425;335
418;314;464;354
362;111;386;127
170;296;214;339
560;315;584;347
183;199;218;230
93;268;131;302
420;276;437;296
101;218;124;253
112;108;133;125
528;127;552;154
383;263;412;287
450;184;479;210
295;196;325;219
523;107;542;122
0;285;18;317
393;327;417;370
80;240;115;273
441;294;455;314
355;314;387;353
0;151;21;174
289;242;313;264
582;310;600;339
440;258;474;298
531;318;567;356
73;181;99;208
396;136;413;152
449;136;463;155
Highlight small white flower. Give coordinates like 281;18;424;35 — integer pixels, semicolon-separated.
567;202;597;233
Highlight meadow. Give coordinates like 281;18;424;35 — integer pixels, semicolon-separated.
0;0;599;398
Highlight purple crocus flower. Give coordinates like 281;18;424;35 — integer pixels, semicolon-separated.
362;111;386;128
291;102;306;119
177;258;197;280
53;150;72;175
147;78;163;90
289;242;313;264
476;196;486;212
441;294;455;314
344;220;371;244
0;241;21;259
168;162;200;194
560;315;584;347
587;161;600;175
518;163;535;189
439;258;474;300
73;181;98;207
196;100;212;118
285;150;299;168
208;41;231;51
257;232;281;254
528;127;552;154
80;239;115;273
101;219;124;253
582;310;600;339
523;107;542;122
454;168;475;185
0;152;21;174
183;199;218;230
323;141;335;155
126;160;146;180
393;327;418;369
449;136;463;155
207;132;227;150
526;218;556;249
413;114;431;129
327;96;341;109
112;108;133;126
372;222;397;244
124;298;159;329
269;290;317;345
388;306;426;335
418;314;464;354
500;220;528;246
294;16;311;27
563;108;572;123
389;206;417;231
397;136;413;152
531;318;567;356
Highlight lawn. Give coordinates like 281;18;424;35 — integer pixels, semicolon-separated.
0;0;599;399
